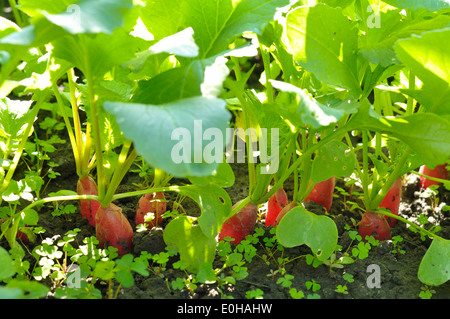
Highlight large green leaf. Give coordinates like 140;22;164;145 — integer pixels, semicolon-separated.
189;162;235;188
383;0;450;11
0;247;15;281
132;60;204;104
311;140;355;183
270;80;346;129
42;0;133;35
18;0;78;16
177;184;232;238
286;4;361;97
394;28;450;115
139;0;185;41
360;11;450;67
163;216;217;273
348;105;450;167
104;96;231;178
276;206;338;261
418;237;450;286
51;30;137;80
183;0;291;58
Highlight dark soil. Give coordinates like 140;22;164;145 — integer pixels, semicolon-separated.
31;141;450;299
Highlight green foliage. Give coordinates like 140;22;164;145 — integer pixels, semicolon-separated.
1;0;450;298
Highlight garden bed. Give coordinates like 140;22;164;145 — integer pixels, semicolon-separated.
27;148;450;299
1;0;450;301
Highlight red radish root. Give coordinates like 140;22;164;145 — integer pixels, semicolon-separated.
380;177;402;227
265;187;288;226
419;164;448;189
77;176;101;226
358;211;392;241
304;177;335;212
96;203;134;255
218;200;258;245
135;191;166;229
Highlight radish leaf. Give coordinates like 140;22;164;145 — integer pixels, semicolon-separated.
418;237;450;286
286;4;361;97
183;0;292;58
42;0;133;35
163;216;216;273
104;96;231;178
383;0;450;11
276;206;338;261
311;140;354;183
178;184;232;238
395;28;450;115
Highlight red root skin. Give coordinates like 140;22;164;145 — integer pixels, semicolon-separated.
304;176;336;212
358;211;392;241
380;177;402;227
95;203;134;256
77;176;101;226
419;164;448;189
218;200;258;245
135;191;166;229
265;187;288;226
273;202;298;226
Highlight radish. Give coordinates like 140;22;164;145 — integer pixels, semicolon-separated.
379;177;402;227
304;176;336;212
358;211;391;241
265;187;288;226
273;202;298;226
95;203;134;255
135;191;166;229
419;164;448;189
77;176;101;226
218;200;258;245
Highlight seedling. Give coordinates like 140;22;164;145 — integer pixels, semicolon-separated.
335;273;354;295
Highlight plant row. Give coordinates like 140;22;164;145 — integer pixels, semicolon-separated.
0;0;449;297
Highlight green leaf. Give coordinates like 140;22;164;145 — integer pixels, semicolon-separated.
21;209;38;226
383;0;450;11
196;262;217;284
311;140;354;183
320;0;354;8
147;27;199;58
163;216;216;273
177;184;232;238
94;260;116;281
51;30;137;80
183;0;291;58
0;247;15;280
394;28;450;115
104;96;231;178
189;162;235;188
139;0;185;41
348;105;450;168
276;206;338;261
270;80;346;128
4;279;49;299
418;237;450;286
132;60;205;104
286;4;361;97
17;0;78;16
42;0;133;35
0;98;34;141
360;13;450;67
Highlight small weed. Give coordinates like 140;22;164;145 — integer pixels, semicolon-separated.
335;273;354;295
